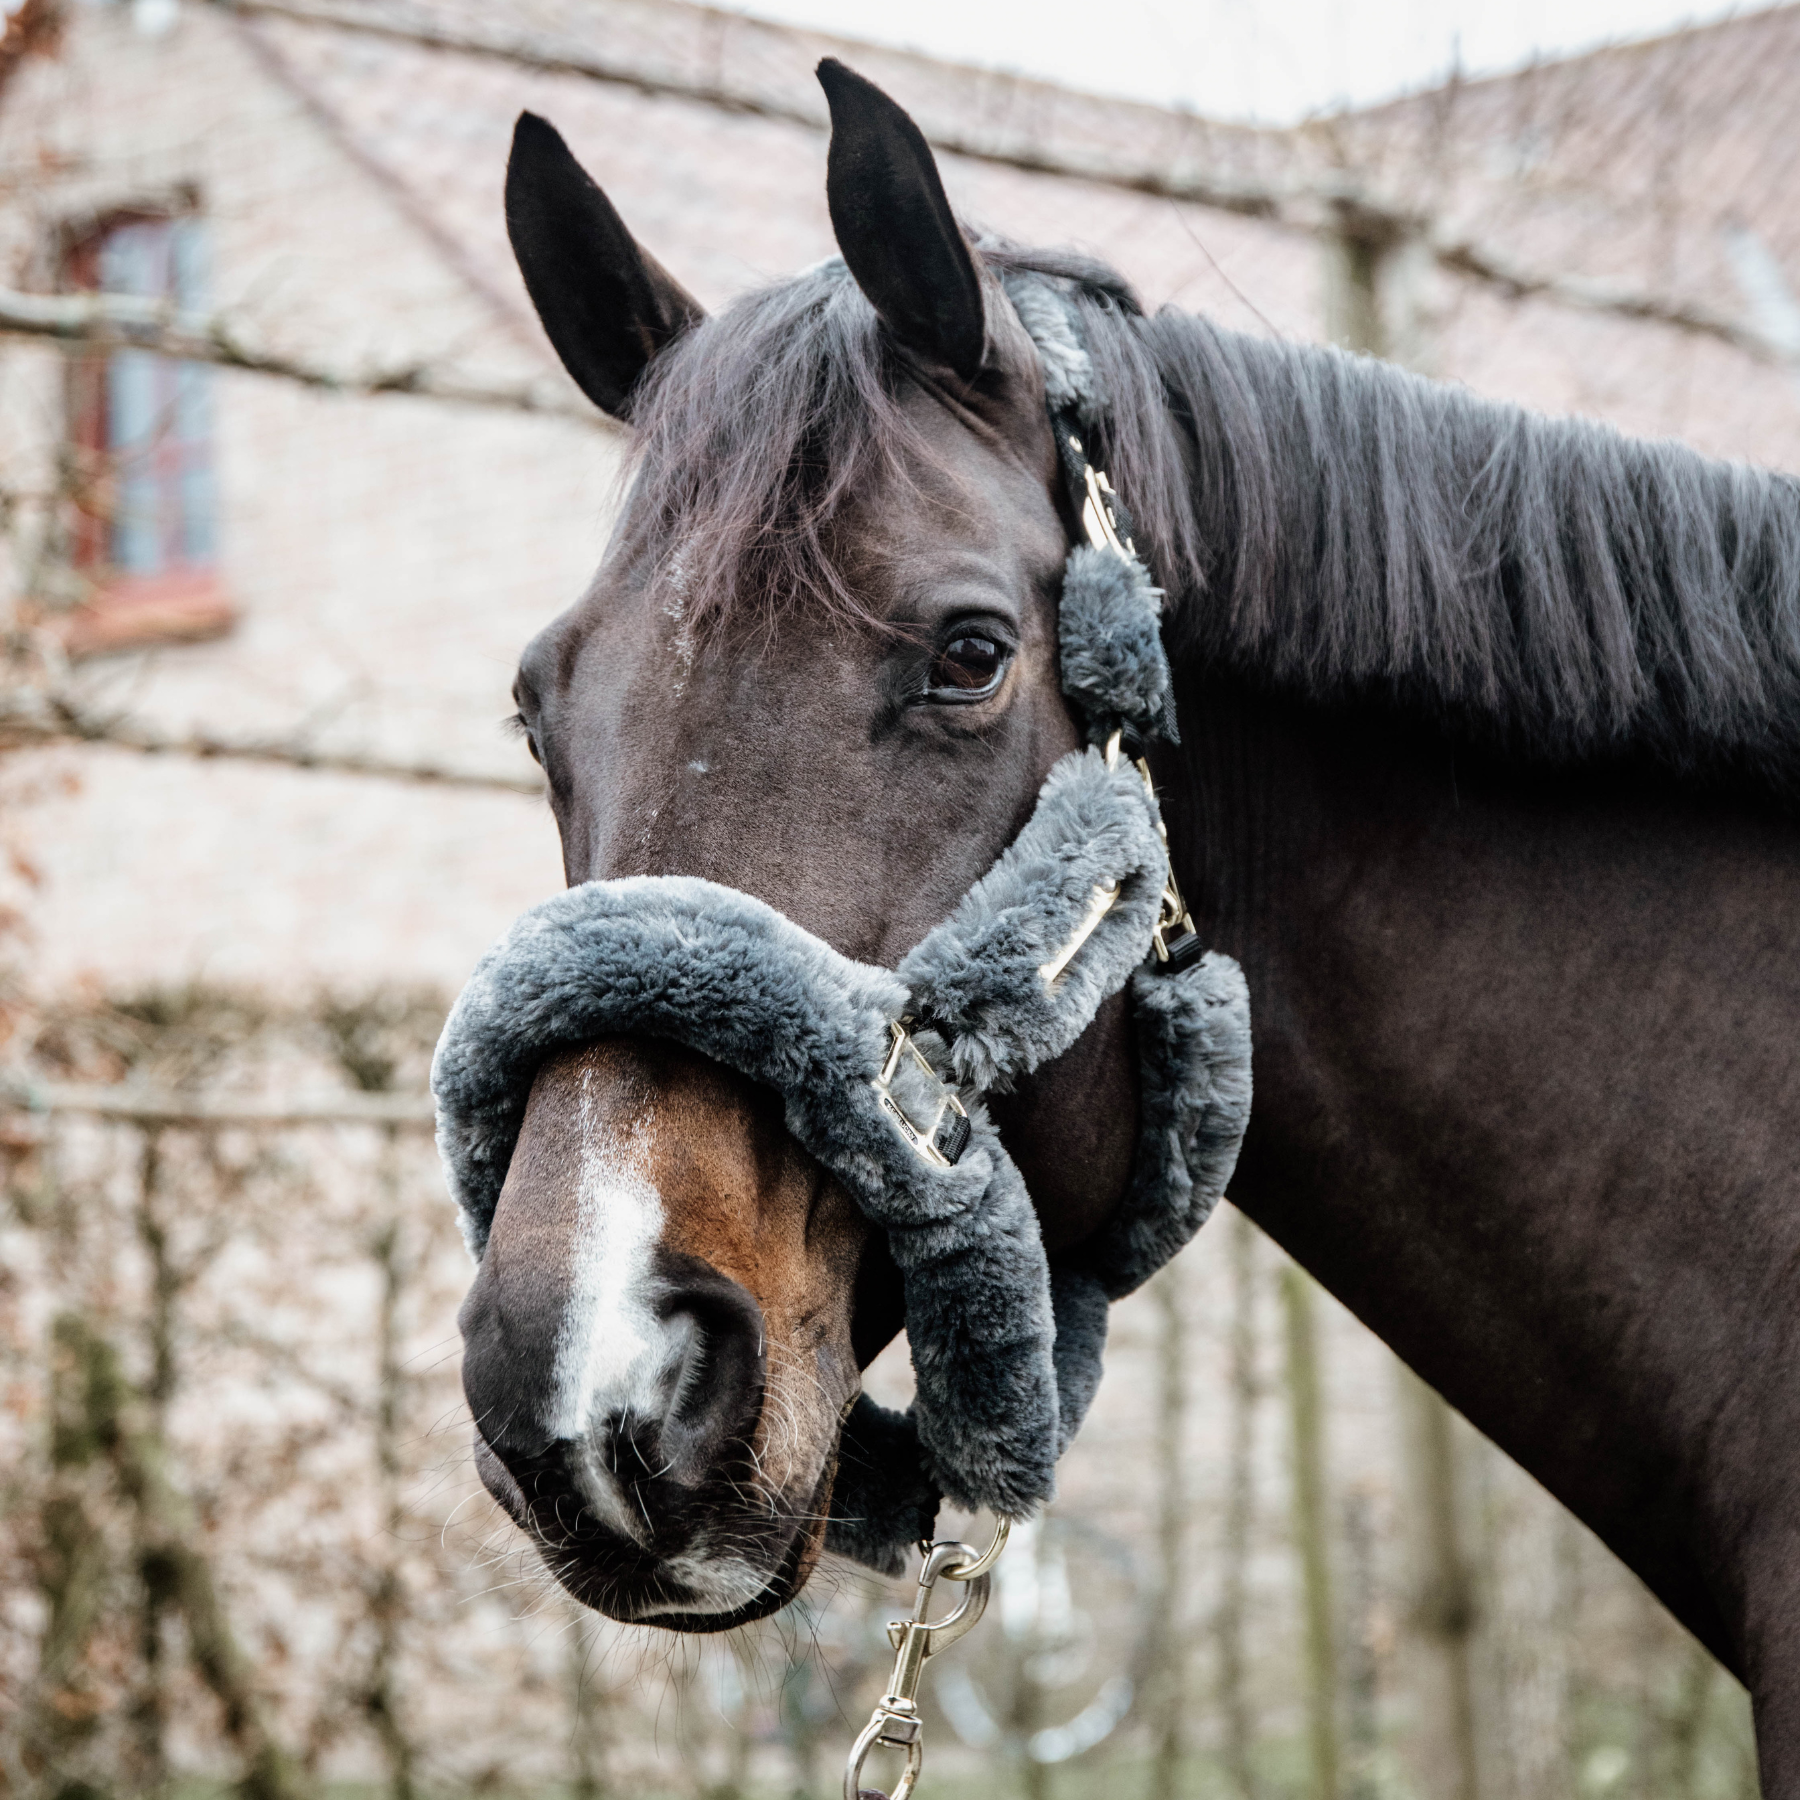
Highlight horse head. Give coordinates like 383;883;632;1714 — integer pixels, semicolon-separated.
456;64;1145;1628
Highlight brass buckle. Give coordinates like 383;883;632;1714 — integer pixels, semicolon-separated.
871;1021;970;1169
1102;731;1198;965
1151;874;1197;964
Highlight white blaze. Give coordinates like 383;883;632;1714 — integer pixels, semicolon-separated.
541;1064;782;1614
544;1066;668;1447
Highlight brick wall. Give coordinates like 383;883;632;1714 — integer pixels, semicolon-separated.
0;2;611;999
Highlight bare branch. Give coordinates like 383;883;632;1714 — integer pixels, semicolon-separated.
217;0;1799;369
0;685;545;794
224;0;1292;221
0;1073;437;1127
1428;232;1783;362
7;30;1792;386
0;285;607;424
0;13;1781;465
211;1320;394;1414
0;0;64;104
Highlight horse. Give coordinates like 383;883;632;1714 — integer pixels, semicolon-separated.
454;59;1800;1787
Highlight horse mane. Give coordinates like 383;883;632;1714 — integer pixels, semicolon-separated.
1042;263;1800;789
615;240;1800;787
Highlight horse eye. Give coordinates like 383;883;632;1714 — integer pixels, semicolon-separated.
509;710;544;766
927;634;1008;700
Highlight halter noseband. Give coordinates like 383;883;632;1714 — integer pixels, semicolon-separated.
430;272;1253;1572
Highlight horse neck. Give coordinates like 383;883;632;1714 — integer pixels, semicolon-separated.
1160;667;1800;1677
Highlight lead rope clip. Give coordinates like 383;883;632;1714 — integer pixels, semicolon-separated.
843;1519;1010;1800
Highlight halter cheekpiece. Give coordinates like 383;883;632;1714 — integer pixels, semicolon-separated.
431;272;1253;1572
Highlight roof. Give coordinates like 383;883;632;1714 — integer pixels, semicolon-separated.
223;0;1800;433
1;0;1789;467
1333;3;1800;343
233;0;1315;337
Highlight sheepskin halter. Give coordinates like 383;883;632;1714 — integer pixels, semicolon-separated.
432;273;1253;1573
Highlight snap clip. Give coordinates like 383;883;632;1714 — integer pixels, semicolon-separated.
843;1521;1009;1800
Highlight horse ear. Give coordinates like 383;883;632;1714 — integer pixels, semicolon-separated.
504;112;706;419
816;59;986;382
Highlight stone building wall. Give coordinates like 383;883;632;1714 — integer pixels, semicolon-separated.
3;0;1796;999
0;0;599;1001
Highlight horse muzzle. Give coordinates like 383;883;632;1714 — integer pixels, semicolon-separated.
433;375;1256;1584
460;1231;830;1628
454;1037;862;1626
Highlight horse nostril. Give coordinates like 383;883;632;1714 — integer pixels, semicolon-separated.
653;1251;767;1488
457;1251;559;1465
597;1409;664;1486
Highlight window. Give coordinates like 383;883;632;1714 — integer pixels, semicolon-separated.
63;213;234;656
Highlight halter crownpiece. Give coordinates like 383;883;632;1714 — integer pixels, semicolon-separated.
431;271;1253;1572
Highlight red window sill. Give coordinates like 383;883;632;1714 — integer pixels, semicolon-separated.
58;570;237;659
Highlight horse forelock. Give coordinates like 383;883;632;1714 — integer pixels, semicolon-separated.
609;256;920;640
604;242;1164;645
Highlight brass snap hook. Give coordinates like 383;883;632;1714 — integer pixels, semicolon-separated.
843;1520;1011;1800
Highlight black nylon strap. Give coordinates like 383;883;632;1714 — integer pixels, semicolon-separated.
1050;408;1137;549
1050;406;1087;511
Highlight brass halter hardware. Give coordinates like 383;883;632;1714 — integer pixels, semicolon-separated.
1103;727;1198;966
843;1520;1011;1800
870;1020;971;1168
1076;423;1201;971
847;439;1189;1796
1038;881;1122;986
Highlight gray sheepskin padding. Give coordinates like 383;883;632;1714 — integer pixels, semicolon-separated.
1058;543;1175;741
826;1395;942;1576
1037;952;1254;1457
434;741;1178;1523
434;875;904;1261
1001;270;1097;424
1004;270;1177;744
898;747;1166;1092
434;872;1059;1516
1093;953;1254;1299
1046;1265;1112;1459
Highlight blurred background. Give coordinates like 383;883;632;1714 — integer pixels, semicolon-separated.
1;0;1796;1796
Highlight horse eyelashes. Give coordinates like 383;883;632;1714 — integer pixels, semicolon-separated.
505;710;544;765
